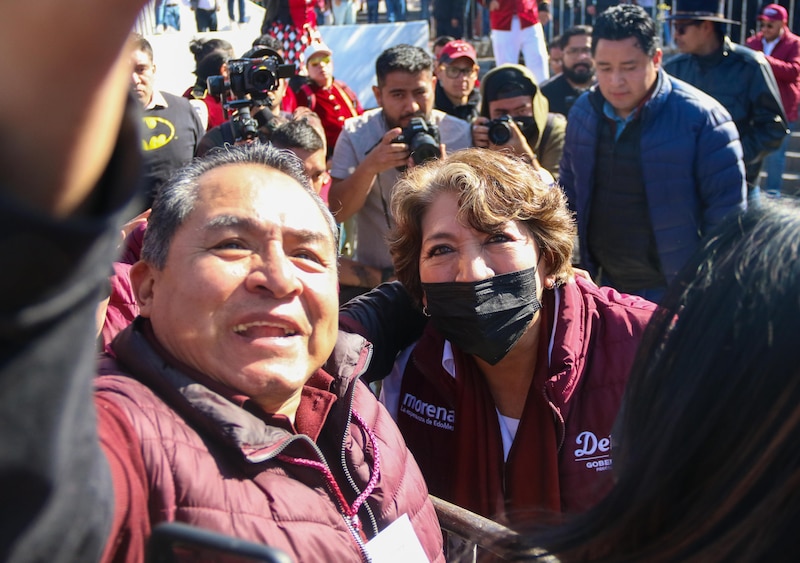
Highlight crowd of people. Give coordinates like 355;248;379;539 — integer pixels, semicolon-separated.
3;1;800;562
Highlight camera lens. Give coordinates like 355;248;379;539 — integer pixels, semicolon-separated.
250;67;276;92
410;134;441;165
487;120;512;145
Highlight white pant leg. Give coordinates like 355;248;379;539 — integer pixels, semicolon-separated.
332;0;357;24
491;16;523;66
344;0;358;24
520;21;549;83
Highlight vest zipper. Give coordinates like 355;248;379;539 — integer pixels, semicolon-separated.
277;409;381;562
277;444;375;562
339;366;380;538
256;344;382;561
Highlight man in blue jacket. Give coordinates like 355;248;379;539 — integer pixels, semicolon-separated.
559;4;746;303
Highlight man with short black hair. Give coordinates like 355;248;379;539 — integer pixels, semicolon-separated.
664;0;788;190
270;117;329;194
328;44;471;291
131;34;204;209
560;4;746;302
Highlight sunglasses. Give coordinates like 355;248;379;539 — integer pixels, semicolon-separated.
443;65;477;78
673;21;701;35
308;56;331;67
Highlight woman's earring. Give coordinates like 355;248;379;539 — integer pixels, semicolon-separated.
422;306;431;317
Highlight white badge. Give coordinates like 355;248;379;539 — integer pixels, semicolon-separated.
364;513;429;562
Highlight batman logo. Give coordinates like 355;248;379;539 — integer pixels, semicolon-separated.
142;116;176;151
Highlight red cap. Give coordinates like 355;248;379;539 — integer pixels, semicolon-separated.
759;3;788;22
437;40;477;65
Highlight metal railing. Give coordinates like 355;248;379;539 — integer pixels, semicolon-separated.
431;495;521;562
143;495;531;562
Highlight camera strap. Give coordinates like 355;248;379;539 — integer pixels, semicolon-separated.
376;175;393;231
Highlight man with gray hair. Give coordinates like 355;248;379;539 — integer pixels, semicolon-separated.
107;143;446;560
0;7;444;556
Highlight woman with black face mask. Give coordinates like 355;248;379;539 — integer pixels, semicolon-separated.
363;148;655;528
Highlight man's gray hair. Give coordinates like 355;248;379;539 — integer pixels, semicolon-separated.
141;143;339;269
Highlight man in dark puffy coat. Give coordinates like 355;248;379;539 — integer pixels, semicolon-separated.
559;4;746;303
664;0;788;190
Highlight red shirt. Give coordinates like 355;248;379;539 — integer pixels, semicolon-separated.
296;79;364;152
182;86;226;131
486;0;545;31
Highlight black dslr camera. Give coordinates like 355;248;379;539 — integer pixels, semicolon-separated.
394;117;441;166
206;53;295;142
207;55;295;101
487;115;525;145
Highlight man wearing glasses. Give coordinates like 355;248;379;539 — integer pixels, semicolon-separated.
746;3;800;196
664;0;787;193
434;40;482;123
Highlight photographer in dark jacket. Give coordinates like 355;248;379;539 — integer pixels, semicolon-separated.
471;63;566;182
664;0;788;191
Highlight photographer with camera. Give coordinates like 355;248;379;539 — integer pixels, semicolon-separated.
471;63;565;185
328;44;472;300
196;46;296;156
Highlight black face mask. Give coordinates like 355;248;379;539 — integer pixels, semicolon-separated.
421;267;542;365
514;115;540;148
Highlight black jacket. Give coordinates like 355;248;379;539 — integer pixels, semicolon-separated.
434;82;481;123
664;37;788;185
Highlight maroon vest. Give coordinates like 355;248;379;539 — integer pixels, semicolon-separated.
96;323;445;562
395;280;655;522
